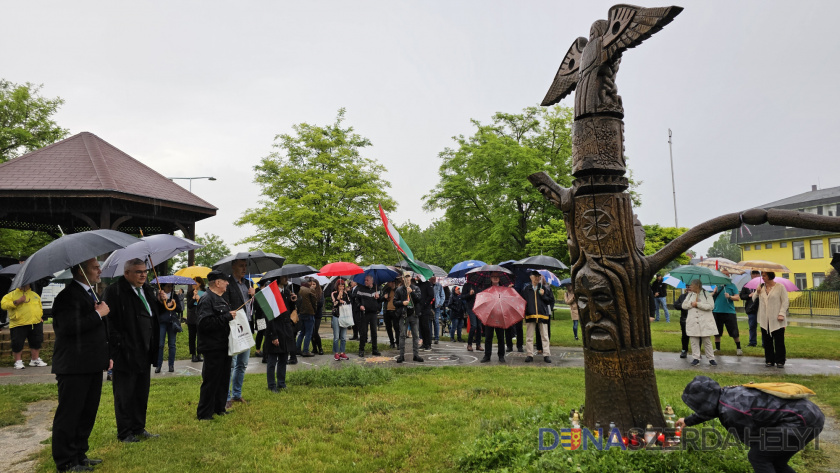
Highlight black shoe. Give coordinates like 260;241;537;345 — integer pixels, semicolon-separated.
301;352;315;358
261;357;268;364
396;356;405;363
434;340;439;344
544;357;552;363
765;362;775;367
412;356;424;362
506;346;513;353
137;430;159;439
680;350;687;358
191;355;199;362
690;359;700;366
709;360;717;366
525;356;534;362
120;434;141;443
60;465;94;472
574;336;579;341
747;343;757;347
80;458;103;466
196;355;204;362
288;357;298;365
318;349;325;355
390;343;397;349
358;351;365;358
498;356;506;363
106;373;112;381
480;357;491;363
517;347;524;352
372;351;382;356
154;366;161;373
269;387;280;393
776;363;785;368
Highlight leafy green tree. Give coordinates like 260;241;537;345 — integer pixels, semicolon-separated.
171;233;231;270
707;230;742;262
0;229;54;260
237;109;397;267
524;218;570;270
0;79;69;163
424;106;574;263
394;219;467;271
643;224;690;271
816;270;840;291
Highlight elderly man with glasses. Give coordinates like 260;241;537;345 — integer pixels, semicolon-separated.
102;258;167;443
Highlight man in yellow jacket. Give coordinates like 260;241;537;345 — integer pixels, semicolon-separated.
1;285;47;369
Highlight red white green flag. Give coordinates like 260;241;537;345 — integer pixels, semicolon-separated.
379;203;434;280
254;280;286;321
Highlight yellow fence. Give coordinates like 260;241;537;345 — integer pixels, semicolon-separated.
665;288;840;317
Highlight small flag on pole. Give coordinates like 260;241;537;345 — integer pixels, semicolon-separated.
254;280;287;321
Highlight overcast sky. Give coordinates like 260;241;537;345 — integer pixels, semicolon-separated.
3;0;839;259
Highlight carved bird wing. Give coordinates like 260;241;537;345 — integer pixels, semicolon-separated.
541;37;587;106
601;4;683;60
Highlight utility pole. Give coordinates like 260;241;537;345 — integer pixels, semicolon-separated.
668;129;678;228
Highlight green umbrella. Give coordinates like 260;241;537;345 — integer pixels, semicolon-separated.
667;265;731;286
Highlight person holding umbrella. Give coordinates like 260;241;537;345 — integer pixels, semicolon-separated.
480;276;508;363
395;272;423;363
751;272;790;368
356;275;382;357
380;279;399;348
155;283;182;373
186;277;206;362
522;270;554;363
711;269;743;356
51;258;111;472
682;279;718;366
330;279;351;360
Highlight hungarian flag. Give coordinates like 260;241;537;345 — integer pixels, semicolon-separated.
379;203;434;281
254;280;287;321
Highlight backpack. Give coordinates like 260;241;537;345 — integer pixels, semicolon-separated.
740;382;815;399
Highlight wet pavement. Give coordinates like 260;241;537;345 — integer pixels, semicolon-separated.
2;337;838;386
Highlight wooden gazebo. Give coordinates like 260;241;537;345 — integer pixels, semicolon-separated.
0;132;217;265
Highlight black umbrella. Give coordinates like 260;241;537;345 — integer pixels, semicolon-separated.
213;250;285;274
831;252;840;274
396;259;432;271
0;263;21;277
262;264;319;281
466;264;514;287
513;255;568;271
11;230;141;290
427;264;448;279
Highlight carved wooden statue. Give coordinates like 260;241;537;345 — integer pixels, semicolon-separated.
529;4;840;434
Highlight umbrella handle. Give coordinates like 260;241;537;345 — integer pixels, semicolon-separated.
139;230;177;312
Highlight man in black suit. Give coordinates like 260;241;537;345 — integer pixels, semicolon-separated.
51;258;110;472
102;258;164;443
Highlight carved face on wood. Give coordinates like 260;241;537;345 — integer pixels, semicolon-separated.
574;263;620;352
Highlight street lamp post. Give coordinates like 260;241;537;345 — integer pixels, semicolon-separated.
167;176;216;193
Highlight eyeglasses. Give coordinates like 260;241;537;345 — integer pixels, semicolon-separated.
131;270;149;275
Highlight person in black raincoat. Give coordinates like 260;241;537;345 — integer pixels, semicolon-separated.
394;273;423;363
521;270;554;363
262;276;296;392
676;375;824;473
462;280;483;352
195;270;236;420
480;276;507;363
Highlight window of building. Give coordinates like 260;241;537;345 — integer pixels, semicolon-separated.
754;244;761;250
813;272;826;288
830;238;840;257
804;207;819;215
782;273;789;280
744;245;751;251
811;240;824;259
828;205;838;217
780;242;788;248
794;273;808;290
793;241;805;260
765;243;772;249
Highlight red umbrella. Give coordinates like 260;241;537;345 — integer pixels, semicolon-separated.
318;261;364;277
473;285;526;329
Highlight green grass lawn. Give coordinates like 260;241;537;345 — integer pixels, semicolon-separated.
1;366;836;472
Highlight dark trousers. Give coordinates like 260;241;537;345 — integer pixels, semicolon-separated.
311;316;323;353
359;312;378;352
158;323;177;368
484;326;505;358
255;329;265;353
399;314;420;358
53;372;102;470
351;309;361;338
266;353;288;389
467;308;482;346
762;327;786;365
506;321;523;350
187;323;198;356
747;430;816;473
747;312;758;346
112;368;151;439
680;316;689;352
197;350;232;419
418;309;432;348
384;310;398;344
536;322;551;351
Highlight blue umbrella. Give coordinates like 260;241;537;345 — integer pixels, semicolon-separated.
449;260;487;278
150;275;198;285
537;270;561;287
352;264;400;285
559;278;572;287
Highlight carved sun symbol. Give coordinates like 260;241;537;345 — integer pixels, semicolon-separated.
581;208;612;240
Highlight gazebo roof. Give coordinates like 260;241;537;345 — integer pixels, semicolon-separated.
0;132;217;235
0;132;216;211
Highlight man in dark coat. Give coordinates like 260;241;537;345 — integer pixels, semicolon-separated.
415;277;435;350
102;258;164;443
677;376;824;472
262;277;296;392
462;281;483;351
395;273;423;363
51;258;110;472
355;275;382;357
196;270;235;420
521;270;554;363
673;289;690;358
739;270;762;347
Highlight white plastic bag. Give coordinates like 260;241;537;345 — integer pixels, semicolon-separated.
228;309;256;355
338;304;354;328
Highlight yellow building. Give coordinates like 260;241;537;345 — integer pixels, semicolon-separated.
731;185;840;290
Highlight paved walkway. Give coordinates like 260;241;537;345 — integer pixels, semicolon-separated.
2;338;838;385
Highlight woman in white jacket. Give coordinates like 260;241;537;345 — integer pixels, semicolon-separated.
681;279;719;366
751;271;790;368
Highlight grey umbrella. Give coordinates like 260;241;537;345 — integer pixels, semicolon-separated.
262;264;319;281
0;263;21;277
513;255;569;271
100;234;203;278
427;264;448;278
213;250;286;275
11;230;141;289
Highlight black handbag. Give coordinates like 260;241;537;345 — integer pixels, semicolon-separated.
171;319;183;333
